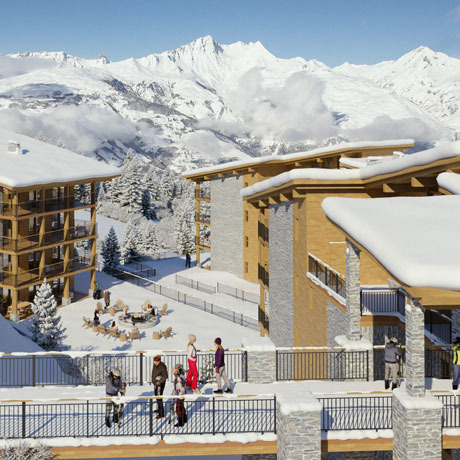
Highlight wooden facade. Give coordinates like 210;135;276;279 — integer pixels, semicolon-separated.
0;177;117;319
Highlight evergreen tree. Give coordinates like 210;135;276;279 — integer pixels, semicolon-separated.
174;212;194;255
141;188;152;219
101;226;121;269
141;222;160;257
120;222;141;264
30;280;66;350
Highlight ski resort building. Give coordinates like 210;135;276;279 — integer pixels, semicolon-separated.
182;140;415;284
0;129;120;320
241;141;460;348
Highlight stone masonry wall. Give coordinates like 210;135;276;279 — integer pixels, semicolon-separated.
210;175;243;278
392;390;442;460
269;203;294;347
246;350;276;384
327;301;346;347
345;241;361;341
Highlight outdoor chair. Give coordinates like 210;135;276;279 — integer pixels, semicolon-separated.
82;316;92;328
92;325;98;333
115;299;124;311
110;329;121;340
152;331;160;340
120;333;128;342
109;306;116;316
97;324;109;336
129;329;140;342
160;327;172;339
143;299;152;310
159;303;169;315
96;301;104;314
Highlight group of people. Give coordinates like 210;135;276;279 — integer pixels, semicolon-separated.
104;335;232;428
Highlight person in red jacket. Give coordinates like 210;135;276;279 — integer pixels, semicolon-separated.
186;334;199;394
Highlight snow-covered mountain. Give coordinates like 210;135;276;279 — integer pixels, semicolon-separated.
0;37;458;171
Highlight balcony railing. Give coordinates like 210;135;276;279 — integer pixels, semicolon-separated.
195;236;210;248
195;190;210;201
0;256;92;288
258;221;269;243
258;264;269;288
307;254;345;298
0;220;93;252
360;288;406;316
425;310;452;344
0;195;95;218
196;214;210;225
258;306;269;332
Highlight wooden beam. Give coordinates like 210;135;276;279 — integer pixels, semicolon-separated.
217;172;226;178
279;193;292;202
411;177;437;188
258;200;269;208
268;196;280;205
322;437;393;453
292;190;307;199
382;183;417;194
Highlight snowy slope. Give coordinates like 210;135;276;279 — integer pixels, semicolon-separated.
0;38;458;172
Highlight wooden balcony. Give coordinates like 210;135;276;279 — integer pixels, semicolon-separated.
195;236;210;249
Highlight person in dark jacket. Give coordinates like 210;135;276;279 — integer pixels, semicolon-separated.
105;368;125;428
151;355;168;418
452;336;460;390
213;338;232;394
104;290;110;308
384;337;401;390
185;252;191;268
173;363;187;427
93;310;100;327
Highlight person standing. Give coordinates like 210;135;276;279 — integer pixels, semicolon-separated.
93;310;100;327
104;290;110;309
213;338;232;394
152;355;168;418
105;368;125;428
173;363;188;427
452;337;460;390
384;337;401;390
186;334;199;394
185;252;191;268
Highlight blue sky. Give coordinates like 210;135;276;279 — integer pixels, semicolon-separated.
1;0;460;65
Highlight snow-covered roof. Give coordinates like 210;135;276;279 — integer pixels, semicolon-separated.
321;194;460;290
182;139;414;178
0;129;121;189
437;172;460;195
242;141;460;198
339;155;396;168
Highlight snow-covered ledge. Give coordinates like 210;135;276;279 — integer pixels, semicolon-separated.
335;335;374;381
242;337;276;384
276;390;321;460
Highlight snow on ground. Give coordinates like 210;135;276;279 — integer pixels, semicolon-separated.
35;270;259;352
0;377;454;401
0;314;43;354
75;209;127;240
322;194;460;290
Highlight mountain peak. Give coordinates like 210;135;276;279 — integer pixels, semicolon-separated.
180;35;223;54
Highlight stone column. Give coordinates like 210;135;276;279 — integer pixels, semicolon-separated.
242;337;276;384
277;390;322;460
392;389;442;460
345;240;361;341
405;298;425;397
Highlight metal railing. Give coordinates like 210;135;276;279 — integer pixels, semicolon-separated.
0;396;275;439
276;350;369;381
122;261;157;278
258;306;269;332
102;266;259;331
436;394;460;428
319;395;392;431
307;254;345;298
0;220;93;253
0;194;95;217
425;310;452;345
0;256;92;287
360;288;406;316
0;350;247;387
175;274;216;294
217;282;259;304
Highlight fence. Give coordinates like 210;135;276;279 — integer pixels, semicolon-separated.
101;266;259;331
318;395;392;431
124;261;157;278
175;274;216;294
307;254;346;298
425;310;452;345
216;282;259;304
373;347;452;380
0;351;247;387
0;396;275;439
276;350;369;381
360;288;406;316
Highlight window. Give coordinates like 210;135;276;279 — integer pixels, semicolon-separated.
244;182;249;188
245;236;249;247
245;210;249;222
245;262;249;273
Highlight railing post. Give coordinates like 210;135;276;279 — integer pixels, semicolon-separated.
21;401;26;439
366;350;369;381
86;400;90;437
149;398;153;436
274;395;277;434
139;353;144;386
212;396;215;435
32;355;36;387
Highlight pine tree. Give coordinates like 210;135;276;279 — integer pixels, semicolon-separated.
120;222;141;264
141;222;160;257
141;188;152;219
174;212;194;255
101;227;121;269
30;280;66;350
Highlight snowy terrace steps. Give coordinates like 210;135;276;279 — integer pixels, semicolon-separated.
100;265;260;330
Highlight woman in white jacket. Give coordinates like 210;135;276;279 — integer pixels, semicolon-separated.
186;333;199;394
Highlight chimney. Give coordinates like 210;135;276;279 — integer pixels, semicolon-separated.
7;140;21;155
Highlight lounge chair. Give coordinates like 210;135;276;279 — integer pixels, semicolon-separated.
152;331;160;340
160;327;172;339
159;303;169;315
110;329;121;340
97;324;109;337
82;316;92;328
109;306;116;316
129;328;140;342
115;299;124;311
96;301;104;314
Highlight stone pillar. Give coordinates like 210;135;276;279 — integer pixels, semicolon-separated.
345;240;361;341
392;389;442;460
242;337;276;384
277;390;322;460
405;299;425;397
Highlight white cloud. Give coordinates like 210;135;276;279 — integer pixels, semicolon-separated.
0;106;137;154
200;68;339;142
0;56;56;79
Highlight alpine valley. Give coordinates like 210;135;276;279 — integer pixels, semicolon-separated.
0;35;459;170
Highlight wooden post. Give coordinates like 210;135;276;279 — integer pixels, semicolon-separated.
90;182;96;291
10;192;19;320
195;182;201;266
